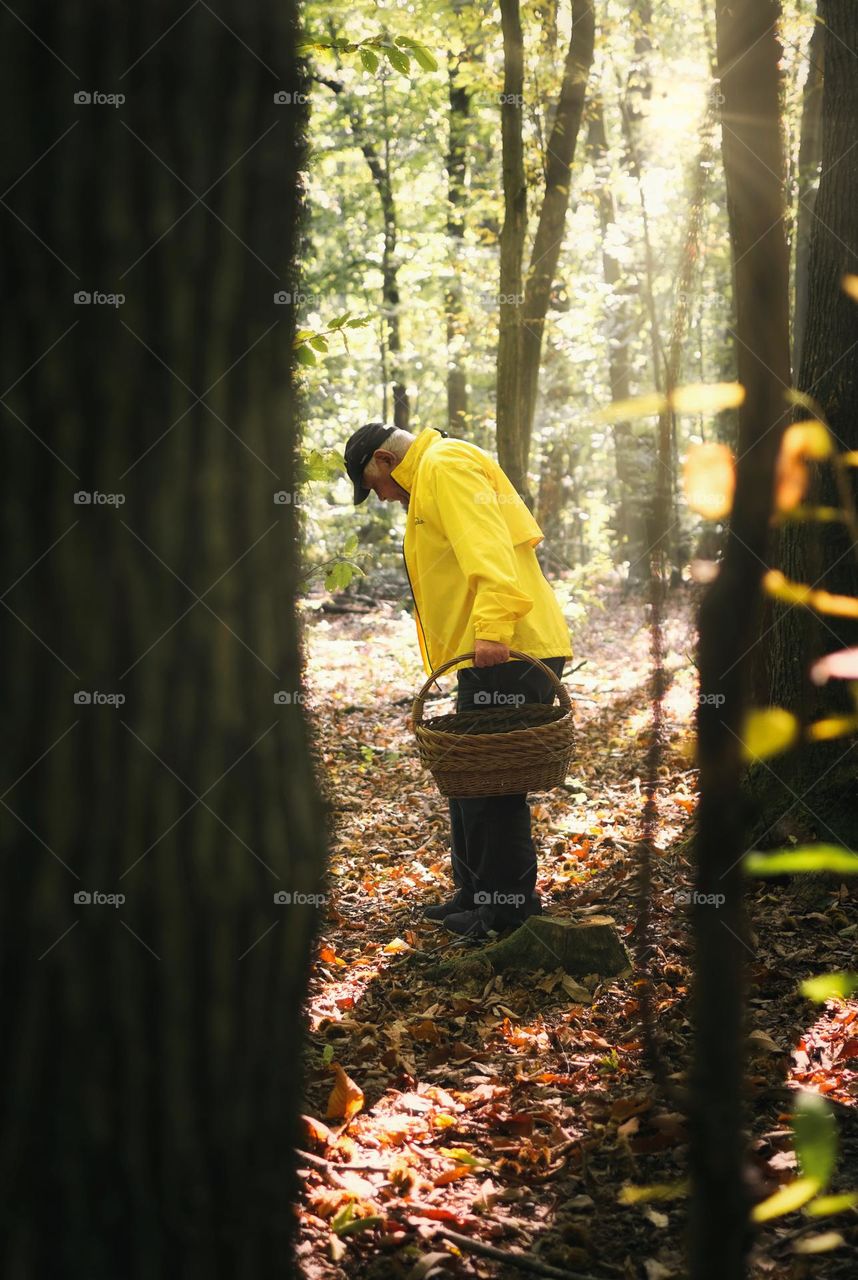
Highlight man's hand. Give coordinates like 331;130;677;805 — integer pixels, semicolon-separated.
474;639;510;667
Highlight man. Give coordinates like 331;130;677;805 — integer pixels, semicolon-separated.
344;421;573;940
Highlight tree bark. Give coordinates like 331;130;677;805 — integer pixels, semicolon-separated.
518;0;595;493
690;5;791;1279
759;0;858;845
792;13;825;377
496;0;527;494
0;3;327;1274
446;56;471;435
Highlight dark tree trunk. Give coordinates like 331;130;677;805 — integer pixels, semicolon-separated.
792;14;825;377
758;0;858;846
446;58;471;436
518;0;594;489
0;3;327;1275
691;5;791;1280
496;0;527;494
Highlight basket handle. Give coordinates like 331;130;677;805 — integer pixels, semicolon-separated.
411;650;571;727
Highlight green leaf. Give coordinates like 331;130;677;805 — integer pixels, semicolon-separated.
394;37;439;71
384;46;411;74
325;560;356;592
740;707;799;762
359;47;379;73
343;532;359;556
746;846;858;876
752;1175;821;1222
309;334;329;352
794;1092;837;1190
322;1043;334;1065
800;972;858;1003
295;344;317;366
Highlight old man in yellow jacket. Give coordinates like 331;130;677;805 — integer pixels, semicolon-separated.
345;422;573;940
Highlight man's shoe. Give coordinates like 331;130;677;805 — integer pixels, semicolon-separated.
422;891;474;922
443;909;489;940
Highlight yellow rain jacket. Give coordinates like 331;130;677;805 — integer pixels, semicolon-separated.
391;427;573;675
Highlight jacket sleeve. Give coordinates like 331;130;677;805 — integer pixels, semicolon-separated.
428;451;533;645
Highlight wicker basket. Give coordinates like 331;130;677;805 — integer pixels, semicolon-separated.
410;650;574;798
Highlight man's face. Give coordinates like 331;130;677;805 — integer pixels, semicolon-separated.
362;448;410;508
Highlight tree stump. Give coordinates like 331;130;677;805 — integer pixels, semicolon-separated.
439;915;630;981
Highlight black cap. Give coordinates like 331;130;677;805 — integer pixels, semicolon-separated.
344;422;396;505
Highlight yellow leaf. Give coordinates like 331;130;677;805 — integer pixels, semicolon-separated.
775;421;832;512
594;392;666;424
326;1064;365;1122
683;443;735;519
794;1231;845;1254
752;1176;820;1222
842;274;858;302
763;571;858;619
741;707;798;762
806;1191;858;1216
383;937;411;954
670;381;745;413
807;715;858;742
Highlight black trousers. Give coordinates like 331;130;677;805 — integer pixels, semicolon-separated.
447;656;566;927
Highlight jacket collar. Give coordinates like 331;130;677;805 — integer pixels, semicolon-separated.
390;427;446;494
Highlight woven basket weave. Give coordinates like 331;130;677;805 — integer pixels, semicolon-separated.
410;650;574;798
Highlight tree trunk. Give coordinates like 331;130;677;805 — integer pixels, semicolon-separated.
759;0;858;844
792;13;825;377
691;6;791;1280
496;0;527;494
446;57;471;436
587;99;652;582
0;3;327;1274
518;0;595;491
317;66;409;427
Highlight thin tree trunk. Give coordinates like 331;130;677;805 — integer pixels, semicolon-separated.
518;0;595;492
587;98;652;581
446;56;471;435
0;3;326;1273
690;6;792;1279
317;65;409;427
496;0;527;493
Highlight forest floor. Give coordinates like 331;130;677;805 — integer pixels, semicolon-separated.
294;584;858;1280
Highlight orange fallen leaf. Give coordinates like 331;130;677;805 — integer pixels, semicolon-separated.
326;1064;364;1122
